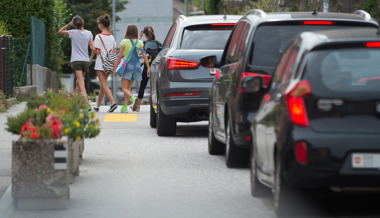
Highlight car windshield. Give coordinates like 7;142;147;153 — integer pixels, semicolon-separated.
180;25;234;50
250;24;376;74
305;48;380;96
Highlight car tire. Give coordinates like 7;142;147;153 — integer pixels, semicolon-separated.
225;116;248;168
156;100;176;136
150;97;156;128
208;108;225;155
250;142;270;197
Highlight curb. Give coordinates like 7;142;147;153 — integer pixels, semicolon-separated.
0;185;15;218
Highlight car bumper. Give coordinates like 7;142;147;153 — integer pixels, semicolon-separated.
282;128;380;189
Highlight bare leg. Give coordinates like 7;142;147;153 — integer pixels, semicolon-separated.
75;70;88;104
121;79;134;105
97;71;116;107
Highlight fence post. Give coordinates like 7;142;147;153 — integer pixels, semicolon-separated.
0;35;5;94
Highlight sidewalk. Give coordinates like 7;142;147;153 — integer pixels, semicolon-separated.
0;102;27;217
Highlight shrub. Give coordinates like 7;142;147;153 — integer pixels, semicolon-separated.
0;91;9;113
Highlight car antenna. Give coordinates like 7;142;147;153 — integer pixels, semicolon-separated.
223;8;227;20
312;9;317;15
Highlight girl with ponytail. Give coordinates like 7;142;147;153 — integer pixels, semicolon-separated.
93;14;118;112
131;26;162;112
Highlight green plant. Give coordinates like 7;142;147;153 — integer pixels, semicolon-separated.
6;89;100;140
20;106;63;140
0;90;9;113
0;20;9;35
362;0;380;19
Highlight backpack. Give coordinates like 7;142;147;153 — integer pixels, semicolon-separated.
99;35;117;74
144;40;162;66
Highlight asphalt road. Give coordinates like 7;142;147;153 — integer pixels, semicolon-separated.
4;104;380;218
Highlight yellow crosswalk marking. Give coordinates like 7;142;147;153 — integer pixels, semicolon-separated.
104;114;137;122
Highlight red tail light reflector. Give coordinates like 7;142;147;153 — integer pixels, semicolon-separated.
212;23;236;26
295;141;308;165
164;92;201;97
244;135;252;141
238;72;272;93
303;21;333;25
366;42;380;47
286;80;311;127
167;58;199;70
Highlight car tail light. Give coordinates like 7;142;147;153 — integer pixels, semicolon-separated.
366;42;380;47
286;80;311;127
164;92;201;97
167;58;199;70
212;23;236;26
295;141;308;165
238;72;272;93
244;135;251;141
303;21;333;25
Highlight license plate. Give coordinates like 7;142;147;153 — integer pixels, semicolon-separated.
352;153;380;169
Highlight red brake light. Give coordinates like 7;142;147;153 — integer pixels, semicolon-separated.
212;23;236;26
238;72;272;93
167;58;199;70
286;80;311;127
295;141;308;165
303;21;333;25
164;92;201;97
366;42;380;47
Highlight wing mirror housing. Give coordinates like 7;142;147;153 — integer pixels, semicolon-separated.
240;76;263;93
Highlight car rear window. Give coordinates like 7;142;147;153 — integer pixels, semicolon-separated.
180;25;234;50
305;48;380;96
249;24;376;75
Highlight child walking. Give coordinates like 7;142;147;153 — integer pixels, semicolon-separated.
132;26;162;112
114;24;150;113
58;15;94;106
93;14;118;112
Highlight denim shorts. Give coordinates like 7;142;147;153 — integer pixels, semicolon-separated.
122;62;142;80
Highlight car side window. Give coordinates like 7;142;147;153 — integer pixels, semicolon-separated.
163;22;178;49
225;22;246;64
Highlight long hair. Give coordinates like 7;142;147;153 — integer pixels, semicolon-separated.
97;14;111;30
72;15;84;29
143;26;155;41
124;24;138;39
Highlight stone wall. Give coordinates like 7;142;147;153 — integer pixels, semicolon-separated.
27;64;60;94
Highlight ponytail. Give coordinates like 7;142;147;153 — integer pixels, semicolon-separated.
143;26;155;41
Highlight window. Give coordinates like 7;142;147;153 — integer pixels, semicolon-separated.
163;23;178;49
180;25;234;50
226;22;246;64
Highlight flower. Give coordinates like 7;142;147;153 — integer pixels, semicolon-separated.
74;121;80;127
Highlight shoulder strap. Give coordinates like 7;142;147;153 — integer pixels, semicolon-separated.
98;35;109;54
125;39;139;61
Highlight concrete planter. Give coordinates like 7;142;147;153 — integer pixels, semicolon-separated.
68;139;81;184
12;138;70;209
79;139;85;161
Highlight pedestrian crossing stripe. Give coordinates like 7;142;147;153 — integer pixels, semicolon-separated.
104;114;138;122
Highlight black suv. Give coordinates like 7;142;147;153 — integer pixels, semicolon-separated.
150;15;241;136
201;10;379;167
250;28;380;216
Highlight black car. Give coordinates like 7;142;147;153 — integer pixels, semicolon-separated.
250;28;380;216
149;15;241;136
201;9;379;167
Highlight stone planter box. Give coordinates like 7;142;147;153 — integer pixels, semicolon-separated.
12;138;70;210
68;139;81;184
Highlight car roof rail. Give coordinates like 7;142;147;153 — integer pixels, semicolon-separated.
245;9;266;18
354;10;372;21
179;15;187;21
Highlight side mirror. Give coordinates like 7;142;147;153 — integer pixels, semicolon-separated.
240;76;263;93
199;55;219;68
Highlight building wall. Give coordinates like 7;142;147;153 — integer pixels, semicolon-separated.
115;0;174;46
